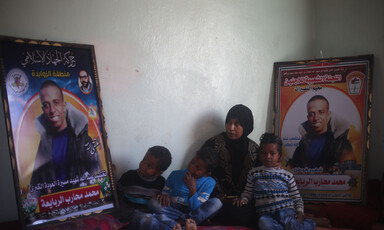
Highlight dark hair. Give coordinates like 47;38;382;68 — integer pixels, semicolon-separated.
196;147;219;173
148;146;172;172
39;80;64;100
79;69;89;76
259;132;283;155
307;95;329;110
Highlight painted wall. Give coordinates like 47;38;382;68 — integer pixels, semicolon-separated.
0;0;382;223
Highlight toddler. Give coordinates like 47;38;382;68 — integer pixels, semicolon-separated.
234;133;315;230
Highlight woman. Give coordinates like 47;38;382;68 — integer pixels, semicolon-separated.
201;104;261;227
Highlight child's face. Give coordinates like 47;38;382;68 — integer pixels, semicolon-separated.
260;143;281;168
138;152;162;178
187;156;210;179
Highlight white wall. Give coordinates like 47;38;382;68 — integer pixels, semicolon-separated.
0;0;383;223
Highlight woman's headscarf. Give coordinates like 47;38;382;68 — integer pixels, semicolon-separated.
223;104;255;190
225;104;254;138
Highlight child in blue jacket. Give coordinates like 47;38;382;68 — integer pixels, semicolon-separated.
129;147;222;230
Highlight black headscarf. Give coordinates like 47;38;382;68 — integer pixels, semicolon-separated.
225;104;254;138
224;104;254;186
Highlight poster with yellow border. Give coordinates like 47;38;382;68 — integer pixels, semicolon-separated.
0;36;117;229
273;55;373;203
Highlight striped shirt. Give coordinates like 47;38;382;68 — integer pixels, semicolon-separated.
241;166;304;216
118;169;165;205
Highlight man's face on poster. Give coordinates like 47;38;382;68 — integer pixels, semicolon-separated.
40;85;67;132
307;99;330;135
79;70;90;88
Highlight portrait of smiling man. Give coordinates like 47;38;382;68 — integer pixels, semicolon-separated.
30;80;100;195
289;95;353;171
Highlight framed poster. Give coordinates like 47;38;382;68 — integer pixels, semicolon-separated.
0;36;118;228
273;55;373;203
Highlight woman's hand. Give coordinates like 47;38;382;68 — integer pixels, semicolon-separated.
233;198;248;207
217;193;227;202
157;194;170;207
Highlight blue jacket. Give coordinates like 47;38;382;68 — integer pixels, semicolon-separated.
162;169;215;211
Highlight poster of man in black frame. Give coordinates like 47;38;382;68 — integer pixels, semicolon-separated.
0;36;118;229
273;55;373;203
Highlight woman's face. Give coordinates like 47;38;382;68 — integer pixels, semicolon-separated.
225;118;244;140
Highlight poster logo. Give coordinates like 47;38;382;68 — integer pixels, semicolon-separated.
6;68;29;96
346;71;364;95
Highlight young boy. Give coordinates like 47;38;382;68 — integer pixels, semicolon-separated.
234;133;315;230
117;145;172;207
128;147;223;230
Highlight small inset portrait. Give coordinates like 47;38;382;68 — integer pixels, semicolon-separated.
78;70;93;94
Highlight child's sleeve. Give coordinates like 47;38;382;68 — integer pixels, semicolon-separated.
162;171;176;196
188;177;215;211
240;169;255;202
288;174;304;213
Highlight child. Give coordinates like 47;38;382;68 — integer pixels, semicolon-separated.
117;145;172;207
129;147;223;230
234;133;316;230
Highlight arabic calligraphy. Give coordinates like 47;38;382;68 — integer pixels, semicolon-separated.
30;170;109;193
21;49;76;68
282;67;346;76
283;136;300;148
38;185;100;212
85;136;101;156
295;174;351;191
283;74;342;87
31;70;70;78
294;85;323;93
292;167;324;174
